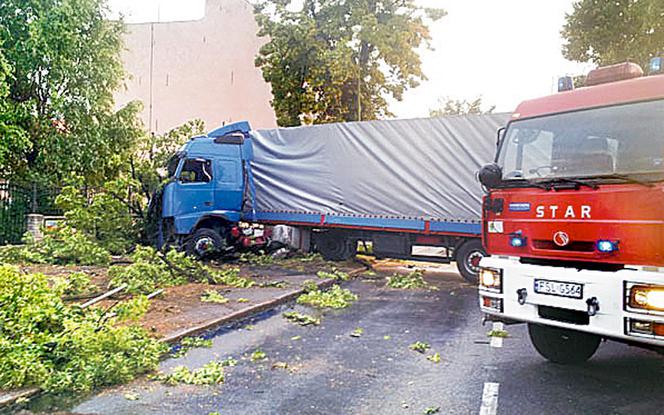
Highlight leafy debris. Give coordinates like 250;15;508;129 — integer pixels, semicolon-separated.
200;290;229;304
317;269;349;281
409;341;431;354
297;285;358;309
157;361;225;386
251;349;267;362
427;353;441;364
386;270;428;290
283;311;321;326
350;327;364;338
487;329;509;338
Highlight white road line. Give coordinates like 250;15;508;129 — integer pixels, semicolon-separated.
490;322;503;348
479;382;500;415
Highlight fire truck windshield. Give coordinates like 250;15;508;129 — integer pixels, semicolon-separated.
498;99;664;184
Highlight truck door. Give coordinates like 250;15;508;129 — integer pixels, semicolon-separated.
213;158;244;211
174;158;215;218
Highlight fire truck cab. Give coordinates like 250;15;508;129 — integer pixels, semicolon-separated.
478;60;664;364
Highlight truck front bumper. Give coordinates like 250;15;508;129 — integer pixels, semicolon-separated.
479;256;664;348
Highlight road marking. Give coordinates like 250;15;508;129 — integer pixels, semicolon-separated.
490;322;503;348
479;382;500;415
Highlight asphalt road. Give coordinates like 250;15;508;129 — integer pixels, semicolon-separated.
25;266;664;415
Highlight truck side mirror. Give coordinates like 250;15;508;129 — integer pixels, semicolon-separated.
496;127;506;147
479;163;503;189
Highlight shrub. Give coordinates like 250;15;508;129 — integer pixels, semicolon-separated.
0;227;111;266
56;179;140;255
0;265;165;393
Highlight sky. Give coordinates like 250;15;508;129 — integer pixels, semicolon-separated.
107;0;592;117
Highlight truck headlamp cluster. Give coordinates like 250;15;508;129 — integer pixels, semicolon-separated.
479;267;503;293
629;285;664;312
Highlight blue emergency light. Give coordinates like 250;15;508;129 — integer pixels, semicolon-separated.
649;57;664;75
510;233;527;248
558;76;574;92
597;240;619;253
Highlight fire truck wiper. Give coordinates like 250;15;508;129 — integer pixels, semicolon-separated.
538;177;599;190
595;173;656;187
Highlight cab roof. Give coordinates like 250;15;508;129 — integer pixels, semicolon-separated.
512;73;664;121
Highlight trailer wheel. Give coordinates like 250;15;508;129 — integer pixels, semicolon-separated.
528;323;601;364
185;228;225;259
317;233;356;261
455;239;485;283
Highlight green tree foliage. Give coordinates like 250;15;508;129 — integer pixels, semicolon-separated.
0;0;143;185
0;50;29;173
562;0;664;69
254;0;446;126
429;97;495;118
0;265;165;392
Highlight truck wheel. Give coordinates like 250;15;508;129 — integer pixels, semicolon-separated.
528;323;601;364
185;228;225;259
317;233;356;261
456;239;485;283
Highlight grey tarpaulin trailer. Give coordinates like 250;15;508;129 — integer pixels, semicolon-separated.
243;113;509;282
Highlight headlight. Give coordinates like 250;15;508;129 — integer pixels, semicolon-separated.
479;267;503;293
628;284;664;313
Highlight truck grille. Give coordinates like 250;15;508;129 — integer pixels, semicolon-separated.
533;240;596;252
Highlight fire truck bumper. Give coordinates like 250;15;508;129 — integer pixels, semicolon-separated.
478;256;664;348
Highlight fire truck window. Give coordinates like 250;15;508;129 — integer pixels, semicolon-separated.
180;159;213;183
499;99;664;181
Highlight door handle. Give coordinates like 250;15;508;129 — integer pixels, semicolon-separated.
204;201;213;207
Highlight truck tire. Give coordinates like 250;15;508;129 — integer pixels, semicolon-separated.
185;228;225;259
317;233;356;261
455;239;486;283
528;323;601;364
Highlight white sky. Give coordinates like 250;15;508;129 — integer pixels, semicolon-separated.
108;0;593;117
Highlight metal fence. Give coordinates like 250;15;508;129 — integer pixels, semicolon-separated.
0;183;63;245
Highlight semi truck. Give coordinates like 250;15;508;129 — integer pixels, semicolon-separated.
156;114;508;282
477;60;664;363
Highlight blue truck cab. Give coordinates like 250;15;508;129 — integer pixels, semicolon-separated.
161;121;255;256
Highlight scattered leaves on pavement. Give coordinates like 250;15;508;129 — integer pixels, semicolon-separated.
173;336;213;358
409;341;431;354
200;290;229;304
317;269;350;281
386;270;428;290
237;298;250;303
297;285;358;309
424;406;441;414
427;353;441;363
272;361;289;370
124;392;140;401
487;329;509;338
283;311;321;326
350;327;364;338
251;349;267;362
157;361;226;386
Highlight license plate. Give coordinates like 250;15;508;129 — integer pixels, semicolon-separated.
534;279;583;299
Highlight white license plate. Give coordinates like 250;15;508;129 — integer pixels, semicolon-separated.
534;279;583;299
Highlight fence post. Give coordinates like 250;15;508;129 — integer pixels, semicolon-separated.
26;214;44;241
31;182;38;213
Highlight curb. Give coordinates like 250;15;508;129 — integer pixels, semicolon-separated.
161;267;366;344
0;266;367;409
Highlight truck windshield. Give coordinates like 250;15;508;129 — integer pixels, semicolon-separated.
498;99;664;183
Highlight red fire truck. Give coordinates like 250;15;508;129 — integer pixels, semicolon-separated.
477;60;664;364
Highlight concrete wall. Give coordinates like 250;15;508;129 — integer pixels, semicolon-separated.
115;0;277;133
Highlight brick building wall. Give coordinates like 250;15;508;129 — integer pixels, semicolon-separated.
114;0;277;133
